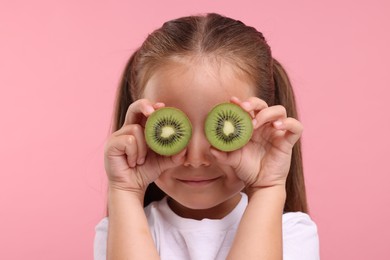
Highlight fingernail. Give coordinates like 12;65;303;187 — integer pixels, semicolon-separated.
154;102;164;108
145;106;154;115
137;157;145;165
231;96;240;102
242;102;251;110
210;148;219;158
273;120;283;128
172;149;186;163
252;119;258;127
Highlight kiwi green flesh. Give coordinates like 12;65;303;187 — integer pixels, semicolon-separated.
205;103;253;152
145;107;192;156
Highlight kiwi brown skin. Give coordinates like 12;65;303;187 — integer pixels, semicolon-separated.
204;102;253;152
144;107;192;156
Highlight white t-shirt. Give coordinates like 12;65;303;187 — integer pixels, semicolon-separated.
94;193;319;260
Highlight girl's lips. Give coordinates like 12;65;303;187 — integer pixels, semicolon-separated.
177;177;221;186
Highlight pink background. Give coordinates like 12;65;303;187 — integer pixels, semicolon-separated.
1;0;389;259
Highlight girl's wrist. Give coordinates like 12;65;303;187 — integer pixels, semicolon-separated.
246;184;286;203
108;183;146;204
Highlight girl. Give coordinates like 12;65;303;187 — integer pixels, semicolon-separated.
94;13;319;260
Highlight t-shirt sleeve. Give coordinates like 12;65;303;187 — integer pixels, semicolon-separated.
282;212;320;260
94;217;108;260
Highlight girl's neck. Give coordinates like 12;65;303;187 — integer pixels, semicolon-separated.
167;193;242;220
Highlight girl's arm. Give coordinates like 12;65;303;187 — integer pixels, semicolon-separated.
211;97;303;259
227;186;286;260
107;188;159;259
104;99;185;259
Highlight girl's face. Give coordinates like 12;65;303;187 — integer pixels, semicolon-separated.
143;58;256;219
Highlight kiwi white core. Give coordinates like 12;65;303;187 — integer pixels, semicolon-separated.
223;121;235;136
161;126;175;138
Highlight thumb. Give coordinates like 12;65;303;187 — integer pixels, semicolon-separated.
157;149;187;173
209;148;241;169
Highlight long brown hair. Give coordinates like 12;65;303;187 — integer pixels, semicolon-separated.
112;13;308;213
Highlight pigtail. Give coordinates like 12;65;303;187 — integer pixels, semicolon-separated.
272;58;308;213
113;49;138;132
272;58;297;118
111;49;167;207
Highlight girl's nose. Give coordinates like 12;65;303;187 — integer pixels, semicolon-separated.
183;127;211;168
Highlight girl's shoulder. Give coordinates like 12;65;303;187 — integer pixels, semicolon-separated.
282;212;320;259
283;211;316;224
282;211;318;236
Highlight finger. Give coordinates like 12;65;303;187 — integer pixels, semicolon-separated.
134;132;148;166
128;124;148;165
209;148;241;169
157;148;187;173
153;102;165;109
254;105;287;129
112;124;148;165
123;99;163;126
105;135;138;168
273;117;304;146
232;96;268;113
113;124;142;137
231;96;268;126
124;136;138;168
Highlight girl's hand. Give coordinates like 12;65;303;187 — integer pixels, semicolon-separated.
104;99;186;196
210;97;303;192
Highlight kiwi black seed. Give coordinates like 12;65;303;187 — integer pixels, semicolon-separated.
145;107;192;156
204;103;253;152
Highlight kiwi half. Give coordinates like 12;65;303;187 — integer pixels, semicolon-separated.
145;107;192;156
205;103;253;152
